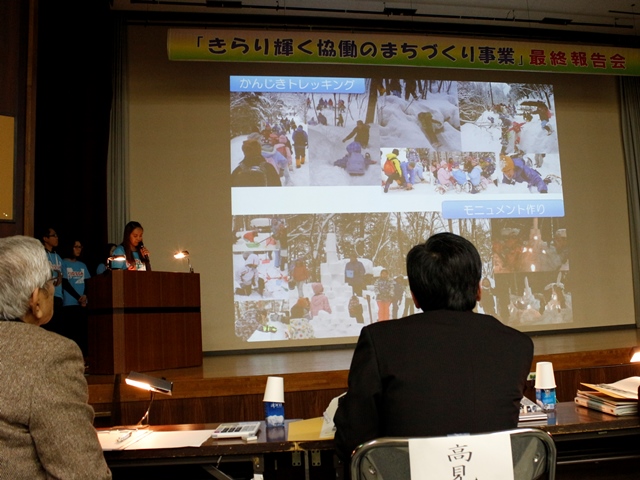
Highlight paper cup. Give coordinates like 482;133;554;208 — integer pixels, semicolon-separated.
534;361;556;389
263;376;285;403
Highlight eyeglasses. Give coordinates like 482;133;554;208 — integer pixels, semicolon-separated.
73;245;83;249
42;275;57;290
46;233;58;238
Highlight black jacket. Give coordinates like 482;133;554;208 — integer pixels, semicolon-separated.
334;310;533;461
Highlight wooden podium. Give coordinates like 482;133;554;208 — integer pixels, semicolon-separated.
86;270;203;375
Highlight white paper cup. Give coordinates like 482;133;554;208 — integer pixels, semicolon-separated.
263;376;285;403
534;361;556;389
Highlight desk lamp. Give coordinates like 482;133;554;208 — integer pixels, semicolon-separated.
174;250;194;273
125;371;173;426
631;348;640;363
107;255;126;270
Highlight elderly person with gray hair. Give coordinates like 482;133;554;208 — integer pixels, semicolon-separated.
0;236;111;479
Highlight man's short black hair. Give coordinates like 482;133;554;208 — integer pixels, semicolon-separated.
406;232;481;311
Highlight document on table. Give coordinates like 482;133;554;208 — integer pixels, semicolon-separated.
287;393;345;441
288;417;326;441
580;376;640;400
99;429;215;451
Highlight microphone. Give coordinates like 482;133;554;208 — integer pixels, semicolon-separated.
139;241;151;271
139;241;149;260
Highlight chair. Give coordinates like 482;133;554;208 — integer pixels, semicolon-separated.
350;428;556;480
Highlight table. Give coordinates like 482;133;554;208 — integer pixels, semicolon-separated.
102;404;640;479
540;402;640;467
102;420;334;480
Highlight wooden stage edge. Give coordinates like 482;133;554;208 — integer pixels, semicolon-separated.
87;327;640;426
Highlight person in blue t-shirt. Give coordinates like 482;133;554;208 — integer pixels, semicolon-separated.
62;239;91;356
40;226;64;336
96;242;117;275
112;221;151;271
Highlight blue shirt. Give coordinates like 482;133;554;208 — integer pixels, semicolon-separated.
111;245;146;271
62;259;90;307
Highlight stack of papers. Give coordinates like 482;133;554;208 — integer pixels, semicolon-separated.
574;376;639;417
98;429;215;451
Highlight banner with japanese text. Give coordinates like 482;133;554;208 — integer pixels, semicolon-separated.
168;28;640;75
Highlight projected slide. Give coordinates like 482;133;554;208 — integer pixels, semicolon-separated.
230;76;568;342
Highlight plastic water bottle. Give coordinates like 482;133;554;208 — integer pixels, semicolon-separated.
535;361;557;413
536;387;557;413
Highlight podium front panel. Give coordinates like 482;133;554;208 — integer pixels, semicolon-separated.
86;271;202;374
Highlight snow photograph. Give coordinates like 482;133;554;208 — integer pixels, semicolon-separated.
377;79;461;151
489;217;572;327
458;81;559;156
230;86;382;187
231;212;492;342
458;81;562;195
380;148;500;195
230;91;312;187
304;87;381;186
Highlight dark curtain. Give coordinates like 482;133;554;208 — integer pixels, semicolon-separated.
34;0;113;271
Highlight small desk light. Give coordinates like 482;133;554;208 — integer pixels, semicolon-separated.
174;250;194;273
125;372;173;426
631;348;640;363
107;255;127;270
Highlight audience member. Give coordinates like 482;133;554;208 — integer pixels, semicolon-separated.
334;232;534;461
0;236;111;479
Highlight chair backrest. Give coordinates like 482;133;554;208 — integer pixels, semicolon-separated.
350;428;556;480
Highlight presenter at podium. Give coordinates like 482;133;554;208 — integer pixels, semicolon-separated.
112;221;151;271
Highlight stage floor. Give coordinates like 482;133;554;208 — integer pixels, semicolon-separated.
88;326;640;385
87;326;640;426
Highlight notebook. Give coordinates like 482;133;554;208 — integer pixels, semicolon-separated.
211;421;261;439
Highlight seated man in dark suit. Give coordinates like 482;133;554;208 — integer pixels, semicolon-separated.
0;236;112;479
334;232;534;461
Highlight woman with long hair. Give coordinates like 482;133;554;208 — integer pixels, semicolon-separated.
112;221;151;271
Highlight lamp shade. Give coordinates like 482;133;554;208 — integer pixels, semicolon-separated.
125;371;173;395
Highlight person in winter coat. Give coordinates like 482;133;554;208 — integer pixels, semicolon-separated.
374;269;395;321
501;154;548;193
467;157;483;193
342;120;370;148
231;138;281;187
348;294;365;324
261;135;292;186
451;162;468;188
383;149;404;193
291;259;310;298
391;275;405;319
275;134;294;172
534;104;553;135
334;141;376;176
345;255;366;296
292;125;308;168
400;161;418;191
310;283;332;317
436;159;453;188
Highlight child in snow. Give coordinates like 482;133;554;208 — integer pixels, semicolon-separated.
310;283;332;317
